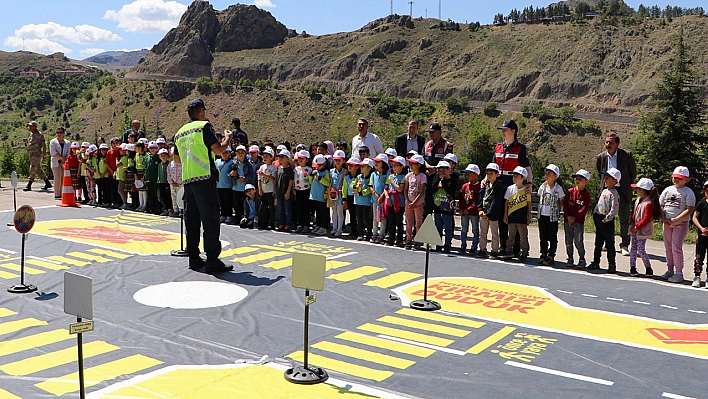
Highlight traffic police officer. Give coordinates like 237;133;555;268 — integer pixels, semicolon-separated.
23;121;52;191
173;99;233;273
423;122;454;217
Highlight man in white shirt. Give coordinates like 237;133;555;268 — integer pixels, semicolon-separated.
351;118;383;158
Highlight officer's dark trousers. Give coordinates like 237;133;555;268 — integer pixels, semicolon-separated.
184;179;222;260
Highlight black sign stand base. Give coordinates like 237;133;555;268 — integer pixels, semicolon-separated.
285;288;328;385
410;244;441;311
8;234;37;294
170;212;188;257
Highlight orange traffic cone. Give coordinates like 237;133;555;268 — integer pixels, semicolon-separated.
57;161;80;208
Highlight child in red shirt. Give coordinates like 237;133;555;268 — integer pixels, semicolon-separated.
459;164;481;254
563;169;592;267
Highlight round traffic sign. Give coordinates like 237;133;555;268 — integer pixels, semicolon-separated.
10;171;18;189
14;205;35;234
175;186;185;210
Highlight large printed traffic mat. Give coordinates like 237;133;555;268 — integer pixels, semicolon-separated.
0;205;707;399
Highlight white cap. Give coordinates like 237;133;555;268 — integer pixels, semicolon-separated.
71;141;80;148
572;169;591;180
148;141;157;148
278;150;292;159
262;147;274;157
157;148;168;155
360;158;375;168
125;144;135;151
224;146;232;152
672;166;689;179
603;167;621;182
99;143;109;149
298;150;310;159
347;157;361;165
512;166;528;178
463;164;480;174
485;163;501;173
312;154;327;166
437;160;451;169
391;156;407;167
385;148;397;157
138;138;149;144
333;150;346;160
81;141;90;148
631;178;654;190
276;144;287;151
443;153;458;164
120;143;127;150
374;153;389;164
406;149;418;156
170;147;175;155
409;154;425;165
545;164;560;177
235;145;247;152
156;137;166;144
245;183;256;191
248;145;259;153
88;144;98;153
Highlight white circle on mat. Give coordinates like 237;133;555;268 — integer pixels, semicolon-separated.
133;281;248;309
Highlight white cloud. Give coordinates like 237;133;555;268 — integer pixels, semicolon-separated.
79;48;106;57
12;22;122;44
3;36;71;54
254;0;276;7
104;0;188;33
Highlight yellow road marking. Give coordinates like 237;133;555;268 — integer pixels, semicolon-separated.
260;259;292;269
232;251;288;264
357;323;453;347
220;247;258;257
87;248;132;259
0;270;19;279
0;318;47;336
35;354;163;396
46;256;90;266
252;244;327;257
328;266;386;282
0;329;73;357
325;260;351;270
94;217;115;223
0;388;21;399
0;341;119;376
0;309;17;318
26;259;69;271
365;271;421;288
335;331;435;357
312;341;415;369
395;308;486;328
66;252;112;263
467;326;518;354
377;316;470;337
0;263;45;275
287;351;393;382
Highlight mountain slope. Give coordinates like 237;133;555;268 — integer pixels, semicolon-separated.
83;50;149;67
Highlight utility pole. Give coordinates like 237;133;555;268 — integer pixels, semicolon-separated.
409;1;414;17
391;0;393;15
425;7;428;18
439;0;442;20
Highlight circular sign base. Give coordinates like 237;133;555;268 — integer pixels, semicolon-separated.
410;299;442;311
170;249;189;257
8;284;38;294
284;365;329;385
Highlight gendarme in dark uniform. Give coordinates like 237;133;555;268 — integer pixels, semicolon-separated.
174;99;233;273
423;122;454;217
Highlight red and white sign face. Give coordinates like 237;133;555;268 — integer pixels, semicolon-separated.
14;205;35;234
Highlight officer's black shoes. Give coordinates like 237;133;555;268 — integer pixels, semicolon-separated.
205;259;234;273
23;182;32;191
43;179;52;190
188;257;205;270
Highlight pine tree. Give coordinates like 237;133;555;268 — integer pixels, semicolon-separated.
635;29;707;192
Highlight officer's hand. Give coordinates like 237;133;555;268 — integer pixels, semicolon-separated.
223;130;233;141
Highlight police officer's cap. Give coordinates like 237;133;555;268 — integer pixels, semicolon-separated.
426;122;442;132
498;120;518;131
187;98;206;110
231;117;240;125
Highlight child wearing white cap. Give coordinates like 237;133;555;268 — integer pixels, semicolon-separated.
257;147;277;229
293;150;312;233
459;164;481;254
310;154;332;235
629;178;660;277
403;155;427;249
692;180;708;287
329;151;347;237
476;163;505;258
502;166;531;261
166;147;183;217
537;164;565;266
564;170;592;267
354;158;375;241
370;154;391;243
587;167;621;272
659;166;696;283
216;147;235;223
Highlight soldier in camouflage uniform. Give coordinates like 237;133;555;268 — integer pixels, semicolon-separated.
23;121;52;191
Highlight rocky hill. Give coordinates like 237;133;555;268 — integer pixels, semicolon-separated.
0;51;84;74
130;0;708;112
83;50;149;67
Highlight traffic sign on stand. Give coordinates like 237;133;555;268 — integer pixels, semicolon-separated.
64;272;94;399
410;215;443;311
8;205;37;294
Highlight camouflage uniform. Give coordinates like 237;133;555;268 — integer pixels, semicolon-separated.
27;130;47;182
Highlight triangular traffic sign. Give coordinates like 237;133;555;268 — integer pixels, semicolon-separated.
414;215;443;246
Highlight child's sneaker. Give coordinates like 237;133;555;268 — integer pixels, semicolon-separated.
405;242;413;250
660;270;674;279
518;253;527;262
607;264;616;274
489;251;499;260
369;235;378;243
295;226;303;233
566;258;575;267
577;258;587;268
301;226;311;234
538;256;548;266
668;273;683;283
546;257;555;267
645;267;653;277
629;267;639;277
692;276;702;288
585;262;600;270
458;247;467;255
475;250;488;258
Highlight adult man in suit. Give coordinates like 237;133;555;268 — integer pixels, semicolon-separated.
394;120;426;157
596;133;637;256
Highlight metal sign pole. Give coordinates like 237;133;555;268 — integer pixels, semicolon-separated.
423;244;430;302
410;216;442;311
20;234;26;286
170;187;187;257
303;288;310;370
77;316;86;399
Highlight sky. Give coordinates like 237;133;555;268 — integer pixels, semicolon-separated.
0;0;704;59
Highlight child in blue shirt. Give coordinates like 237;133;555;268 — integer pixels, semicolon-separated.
329;151;347;237
344;157;361;238
385;156;407;247
310;154;331;235
370;154;390;243
216;147;234;223
354;158;374;241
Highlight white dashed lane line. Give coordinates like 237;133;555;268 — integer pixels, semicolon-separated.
633;300;651;305
554;290;707;314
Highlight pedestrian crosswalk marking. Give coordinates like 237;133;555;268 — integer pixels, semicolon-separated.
46;256;90;267
253;244;331;257
287;351;393;382
335;331;435;358
0;270;19;280
325;260;352;270
395;308;486;329
0;387;21;399
0;318;47;336
357;323;454;347
327;266;386;282
232;251;288;264
260;259;292;270
312;341;415;369
0;329;73;357
364;272;422;288
467;326;518;355
87;248;132;259
25;258;69;271
377;316;471;337
0;309;17;318
35;354;163;396
0;263;45;275
0;341;119;376
220;247;258;258
66;252;111;263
